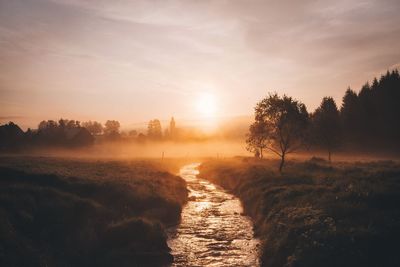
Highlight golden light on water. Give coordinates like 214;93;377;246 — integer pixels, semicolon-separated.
168;164;260;266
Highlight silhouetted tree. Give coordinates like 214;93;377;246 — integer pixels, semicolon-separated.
246;121;268;158
147;119;162;139
67;120;80;128
0;122;25;150
311;97;341;162
104;120;120;139
169;117;176;139
58;119;66;129
38;120;58;131
82;121;103;136
249;93;309;172
339;69;400;150
37;120;62;145
340;88;360;143
34;119;93;147
58;119;80;129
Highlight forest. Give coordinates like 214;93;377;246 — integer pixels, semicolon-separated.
246;70;400;171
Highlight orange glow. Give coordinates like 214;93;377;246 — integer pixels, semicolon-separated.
196;92;217;117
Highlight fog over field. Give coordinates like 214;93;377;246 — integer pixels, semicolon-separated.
1;1;400;266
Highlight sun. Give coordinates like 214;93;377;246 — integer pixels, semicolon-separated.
196;93;217;117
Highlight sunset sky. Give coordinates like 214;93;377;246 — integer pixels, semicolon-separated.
1;0;400;130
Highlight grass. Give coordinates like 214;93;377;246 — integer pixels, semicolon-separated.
0;156;188;267
199;157;400;267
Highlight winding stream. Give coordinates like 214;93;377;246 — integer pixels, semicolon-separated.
168;163;260;266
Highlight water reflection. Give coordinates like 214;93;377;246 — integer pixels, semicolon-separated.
168;163;260;266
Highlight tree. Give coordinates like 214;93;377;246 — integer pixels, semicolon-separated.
69;120;80;128
58;119;80;129
340;88;360;142
249;93;309;172
147;119;162;139
38;120;58;130
0;122;25;151
35;119;93;147
169;117;176;139
339;70;400;150
82;121;103;136
104;120;120;138
246;121;268;158
311;97;341;162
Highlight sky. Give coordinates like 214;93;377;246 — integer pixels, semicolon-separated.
1;0;400;130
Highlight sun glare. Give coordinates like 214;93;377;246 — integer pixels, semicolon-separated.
196;93;217;117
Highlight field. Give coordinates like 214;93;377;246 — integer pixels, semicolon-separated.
0;156;189;267
199;157;400;267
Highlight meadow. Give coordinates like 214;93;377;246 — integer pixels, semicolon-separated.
0;156;189;267
199;157;400;267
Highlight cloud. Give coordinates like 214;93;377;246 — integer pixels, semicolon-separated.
217;0;400;65
0;0;399;126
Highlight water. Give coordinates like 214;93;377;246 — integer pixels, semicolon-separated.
168;163;260;267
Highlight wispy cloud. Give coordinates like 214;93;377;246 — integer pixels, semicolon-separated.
1;0;399;128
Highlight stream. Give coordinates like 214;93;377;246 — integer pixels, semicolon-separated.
167;163;260;267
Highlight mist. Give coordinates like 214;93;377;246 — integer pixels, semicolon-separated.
7;139;248;160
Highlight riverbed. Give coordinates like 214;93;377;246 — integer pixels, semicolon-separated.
168;163;260;266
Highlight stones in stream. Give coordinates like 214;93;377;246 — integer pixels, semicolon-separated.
167;163;260;267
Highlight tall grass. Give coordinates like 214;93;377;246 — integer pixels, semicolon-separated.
200;157;400;267
0;156;188;266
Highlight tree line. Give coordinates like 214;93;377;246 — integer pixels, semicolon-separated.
246;69;400;172
82;117;179;141
0;117;181;150
0;119;94;150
